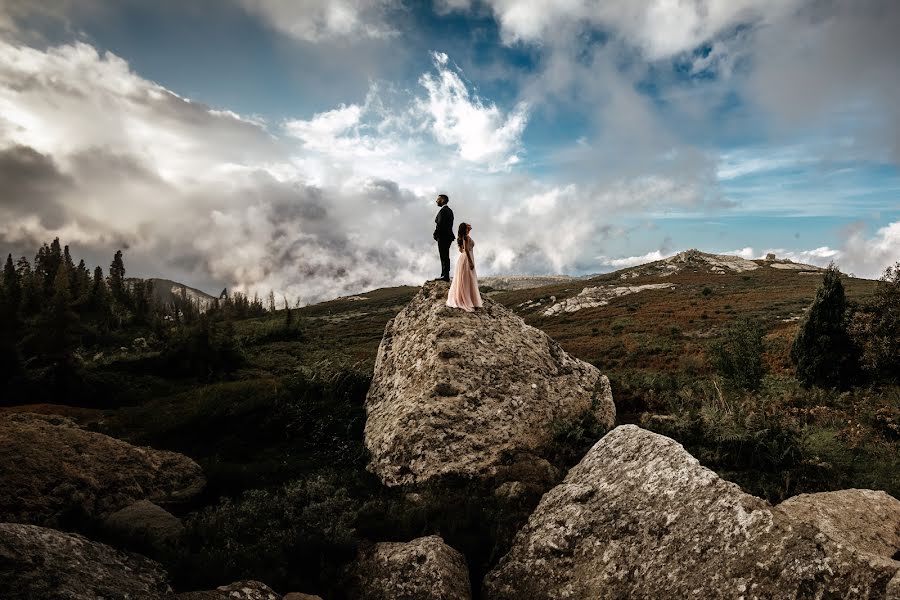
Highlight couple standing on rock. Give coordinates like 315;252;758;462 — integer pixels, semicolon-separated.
433;194;483;313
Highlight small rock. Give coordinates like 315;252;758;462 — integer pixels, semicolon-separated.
352;535;471;600
178;580;281;600
100;499;184;555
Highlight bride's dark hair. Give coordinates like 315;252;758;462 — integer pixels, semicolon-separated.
457;223;469;251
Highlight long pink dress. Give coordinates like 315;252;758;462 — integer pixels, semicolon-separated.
446;237;483;312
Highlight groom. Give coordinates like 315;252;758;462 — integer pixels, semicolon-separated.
433;194;455;282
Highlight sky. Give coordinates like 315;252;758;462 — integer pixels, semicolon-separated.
1;0;898;303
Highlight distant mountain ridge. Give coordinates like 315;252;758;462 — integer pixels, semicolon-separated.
615;249;824;279
126;278;219;311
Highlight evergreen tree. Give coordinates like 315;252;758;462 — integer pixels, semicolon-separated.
63;245;76;289
89;266;112;329
791;264;859;388
3;254;20;312
35;238;63;298
108;250;127;304
132;279;154;325
0;254;22;383
284;295;293;329
16;257;39;316
74;259;91;303
36;264;81;390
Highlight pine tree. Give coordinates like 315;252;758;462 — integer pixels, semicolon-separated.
284;295;293;329
3;254;20;313
108;250;127;304
74;259;91;303
42;264;80;388
791;264;859;388
35;238;63;299
16;257;39;316
63;245;76;289
89;266;112;329
132;279;154;325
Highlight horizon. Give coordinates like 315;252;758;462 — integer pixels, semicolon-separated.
2;1;899;303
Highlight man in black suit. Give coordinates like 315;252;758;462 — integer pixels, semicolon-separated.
433;194;455;281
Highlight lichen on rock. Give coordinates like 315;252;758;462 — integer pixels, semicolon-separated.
0;522;172;599
364;281;615;488
351;535;471;600
0;412;205;527
484;425;900;599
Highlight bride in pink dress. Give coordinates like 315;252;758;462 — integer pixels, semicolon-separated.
446;222;483;312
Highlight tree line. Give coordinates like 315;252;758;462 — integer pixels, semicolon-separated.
0;237;275;402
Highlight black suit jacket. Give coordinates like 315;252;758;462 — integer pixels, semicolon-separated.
434;205;455;242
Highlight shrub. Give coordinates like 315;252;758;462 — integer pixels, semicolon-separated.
178;476;358;595
711;318;766;391
849;262;900;383
158;314;243;379
791;264;859;388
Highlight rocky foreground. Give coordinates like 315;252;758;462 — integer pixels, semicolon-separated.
2;281;899;598
365;280;615;489
484;425;900;599
0;412;205;527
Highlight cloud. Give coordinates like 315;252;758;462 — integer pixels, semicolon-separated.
745;1;900;164
417;52;529;169
476;0;801;60
0;36;653;301
235;0;399;42
596;249;668;269
839;221;900;278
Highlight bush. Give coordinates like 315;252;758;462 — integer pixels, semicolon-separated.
791;265;859;388
177;476;359;596
158;314;243;379
850;262;900;383
711;318;766;391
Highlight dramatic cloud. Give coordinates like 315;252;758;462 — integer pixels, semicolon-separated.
236;0;399;42
465;0;801;59
0;36;703;302
2;1;898;302
417;52;529;169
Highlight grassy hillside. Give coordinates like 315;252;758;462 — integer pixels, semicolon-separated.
3;253;897;597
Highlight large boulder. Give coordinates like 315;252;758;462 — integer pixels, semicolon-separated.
352;535;471;600
484;425;900;599
0;412;205;527
777;489;900;561
0;522;172;599
364;281;614;487
178;580;281;600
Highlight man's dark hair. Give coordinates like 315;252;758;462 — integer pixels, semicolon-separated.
438;194;449;204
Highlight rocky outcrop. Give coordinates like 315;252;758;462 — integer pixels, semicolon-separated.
352;535;471;600
100;499;185;556
0;412;205;527
364;281;614;487
484;425;900;599
178;580;281;600
0;522;172;599
543;283;675;316
777;489;900;561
